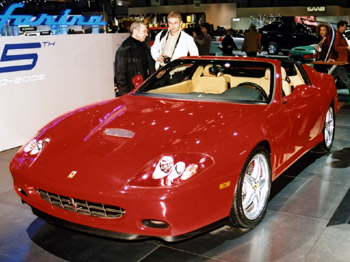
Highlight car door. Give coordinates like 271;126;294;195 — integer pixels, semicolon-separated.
279;66;321;159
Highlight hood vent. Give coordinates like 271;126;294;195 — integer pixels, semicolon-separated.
104;128;135;138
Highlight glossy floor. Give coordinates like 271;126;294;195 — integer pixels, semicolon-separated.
1;105;350;262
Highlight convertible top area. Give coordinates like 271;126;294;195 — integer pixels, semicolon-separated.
137;58;309;103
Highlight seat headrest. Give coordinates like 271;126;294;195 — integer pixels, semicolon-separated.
194;65;204;77
281;67;287;80
265;68;271;79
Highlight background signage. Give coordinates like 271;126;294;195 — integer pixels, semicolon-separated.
0;33;127;151
307;6;326;12
0;3;106;32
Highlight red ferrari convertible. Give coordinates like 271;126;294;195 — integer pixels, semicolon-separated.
10;56;337;242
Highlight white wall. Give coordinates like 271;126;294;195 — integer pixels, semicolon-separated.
0;33;128;151
129;3;237;29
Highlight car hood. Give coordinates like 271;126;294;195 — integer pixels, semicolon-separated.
290;45;315;52
15;95;261;190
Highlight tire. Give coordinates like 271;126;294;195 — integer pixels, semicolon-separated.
267;42;278;55
229;146;271;230
316;106;335;153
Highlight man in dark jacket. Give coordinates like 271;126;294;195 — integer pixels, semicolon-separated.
332;20;350;91
222;29;237;55
242;24;261;57
114;21;155;96
193;23;212;55
334;20;350;62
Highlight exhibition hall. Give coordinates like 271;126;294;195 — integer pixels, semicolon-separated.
1;1;350;261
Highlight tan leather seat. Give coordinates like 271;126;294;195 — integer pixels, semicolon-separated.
281;67;292;96
191;66;204;91
258;68;271;96
203;64;215;76
193;76;228;94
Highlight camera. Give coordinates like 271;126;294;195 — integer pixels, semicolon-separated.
163;56;171;64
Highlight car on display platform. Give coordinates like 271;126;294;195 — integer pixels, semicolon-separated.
259;21;318;55
10;56;337;242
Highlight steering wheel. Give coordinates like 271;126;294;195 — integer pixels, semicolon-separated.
236;82;268;101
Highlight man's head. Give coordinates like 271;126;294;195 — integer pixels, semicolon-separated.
200;23;210;35
248;24;257;31
167;11;182;35
337;20;348;33
130;22;148;42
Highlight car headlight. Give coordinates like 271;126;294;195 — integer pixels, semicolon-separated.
23;138;50;155
128;153;213;187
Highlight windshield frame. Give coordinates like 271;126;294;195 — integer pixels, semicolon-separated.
135;58;276;105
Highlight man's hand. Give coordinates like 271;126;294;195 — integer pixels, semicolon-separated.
157;54;165;62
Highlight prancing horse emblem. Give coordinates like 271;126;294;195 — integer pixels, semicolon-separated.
67;171;77;179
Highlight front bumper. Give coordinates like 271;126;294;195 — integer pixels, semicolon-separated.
12;173;232;242
31;205;227;242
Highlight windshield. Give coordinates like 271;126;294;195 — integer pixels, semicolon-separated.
137;59;275;103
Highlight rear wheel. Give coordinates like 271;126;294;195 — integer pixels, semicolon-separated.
229;146;271;230
316;106;335;153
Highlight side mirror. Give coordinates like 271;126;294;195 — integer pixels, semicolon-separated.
282;84;316;104
132;74;144;90
293;84;318;98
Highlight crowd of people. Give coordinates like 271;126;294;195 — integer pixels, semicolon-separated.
114;11;350;96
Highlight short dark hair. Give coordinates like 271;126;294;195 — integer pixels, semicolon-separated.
337;20;348;29
129;21;145;34
201;23;210;31
249;24;257;31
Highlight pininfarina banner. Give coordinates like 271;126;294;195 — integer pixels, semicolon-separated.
0;3;107;31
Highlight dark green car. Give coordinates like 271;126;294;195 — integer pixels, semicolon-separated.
288;45;316;64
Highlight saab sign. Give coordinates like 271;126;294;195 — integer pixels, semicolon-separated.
0;3;107;31
307;6;326;12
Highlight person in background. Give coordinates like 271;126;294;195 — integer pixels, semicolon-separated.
314;23;334;61
193;23;212;55
332;20;350;91
222;28;237;56
114;21;155;96
334;20;350;62
242;24;261;57
151;11;198;69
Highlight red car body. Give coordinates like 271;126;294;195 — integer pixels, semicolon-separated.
10;56;338;241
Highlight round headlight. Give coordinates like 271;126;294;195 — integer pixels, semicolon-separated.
152;156;174;179
159;156;174;173
167;161;185;181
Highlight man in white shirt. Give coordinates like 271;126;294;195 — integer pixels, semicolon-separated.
151;11;199;69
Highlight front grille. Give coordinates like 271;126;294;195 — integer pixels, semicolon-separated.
36;188;125;219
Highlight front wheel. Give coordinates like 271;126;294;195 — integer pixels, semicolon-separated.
229;146;271;230
267;42;278;55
